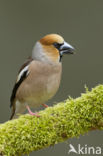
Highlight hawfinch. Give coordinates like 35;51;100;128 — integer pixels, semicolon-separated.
10;34;74;119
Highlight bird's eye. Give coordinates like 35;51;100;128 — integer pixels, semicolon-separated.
53;42;63;50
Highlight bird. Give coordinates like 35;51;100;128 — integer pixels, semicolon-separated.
10;34;74;119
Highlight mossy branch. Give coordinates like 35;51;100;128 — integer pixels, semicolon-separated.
0;85;103;156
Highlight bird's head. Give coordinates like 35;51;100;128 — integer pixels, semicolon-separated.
32;34;74;64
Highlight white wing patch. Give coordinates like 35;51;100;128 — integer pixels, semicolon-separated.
16;65;29;83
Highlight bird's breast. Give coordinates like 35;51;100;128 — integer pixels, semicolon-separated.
46;71;61;97
16;61;62;107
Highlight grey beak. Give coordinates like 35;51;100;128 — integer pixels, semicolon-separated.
60;41;75;55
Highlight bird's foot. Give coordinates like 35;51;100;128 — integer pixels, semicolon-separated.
42;103;48;108
26;105;40;117
29;111;40;117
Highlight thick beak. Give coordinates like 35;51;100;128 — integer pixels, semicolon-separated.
60;41;75;56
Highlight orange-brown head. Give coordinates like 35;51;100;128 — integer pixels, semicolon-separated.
32;34;74;63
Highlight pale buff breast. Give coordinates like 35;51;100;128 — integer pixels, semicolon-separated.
16;61;62;107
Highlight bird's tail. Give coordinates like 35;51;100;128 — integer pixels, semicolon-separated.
10;105;16;120
10;101;26;120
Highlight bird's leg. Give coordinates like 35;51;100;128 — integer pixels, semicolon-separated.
42;104;48;108
26;105;40;117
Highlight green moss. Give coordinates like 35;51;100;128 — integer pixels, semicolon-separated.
0;85;103;155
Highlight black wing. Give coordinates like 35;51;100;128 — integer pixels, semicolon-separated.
10;57;33;108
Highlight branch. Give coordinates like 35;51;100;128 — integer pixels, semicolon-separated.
0;85;103;156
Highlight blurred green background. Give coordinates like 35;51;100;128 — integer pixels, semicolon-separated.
0;0;103;156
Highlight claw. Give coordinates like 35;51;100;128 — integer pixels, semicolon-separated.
26;105;40;117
